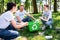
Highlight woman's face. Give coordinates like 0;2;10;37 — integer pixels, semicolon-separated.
13;6;17;12
44;6;48;11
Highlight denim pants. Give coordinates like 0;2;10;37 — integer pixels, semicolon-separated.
22;16;32;22
0;24;19;40
41;19;52;26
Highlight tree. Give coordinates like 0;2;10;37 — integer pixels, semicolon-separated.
0;0;4;13
25;0;29;10
32;0;38;13
54;0;57;12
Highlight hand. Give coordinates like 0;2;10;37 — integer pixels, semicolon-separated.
24;22;28;26
21;22;28;27
40;17;43;19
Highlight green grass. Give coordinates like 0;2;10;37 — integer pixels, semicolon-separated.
16;12;60;40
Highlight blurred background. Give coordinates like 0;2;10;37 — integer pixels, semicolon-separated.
0;0;60;40
0;0;60;13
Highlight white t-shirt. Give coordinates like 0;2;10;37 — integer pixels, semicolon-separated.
0;11;14;29
15;10;26;21
43;10;52;19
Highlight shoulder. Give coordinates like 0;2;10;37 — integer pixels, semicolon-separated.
48;10;52;15
49;10;52;13
23;10;27;13
1;11;14;19
15;10;20;15
2;11;11;16
49;10;52;15
15;10;20;16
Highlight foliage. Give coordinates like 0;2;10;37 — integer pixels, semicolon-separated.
16;12;60;40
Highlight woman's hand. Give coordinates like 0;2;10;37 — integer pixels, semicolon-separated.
40;17;48;22
20;22;28;27
40;17;43;19
11;19;28;29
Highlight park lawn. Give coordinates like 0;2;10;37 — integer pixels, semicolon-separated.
16;12;60;40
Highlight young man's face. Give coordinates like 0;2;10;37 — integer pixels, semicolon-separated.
20;6;24;11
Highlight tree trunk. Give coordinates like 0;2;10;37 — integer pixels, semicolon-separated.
32;0;38;14
54;0;57;12
1;0;4;13
25;0;29;10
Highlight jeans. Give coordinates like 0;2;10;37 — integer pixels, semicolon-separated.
22;16;32;22
0;24;19;40
41;19;53;26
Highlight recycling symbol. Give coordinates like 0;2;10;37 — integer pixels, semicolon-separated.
32;24;37;30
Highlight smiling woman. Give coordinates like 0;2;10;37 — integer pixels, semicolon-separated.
0;2;28;40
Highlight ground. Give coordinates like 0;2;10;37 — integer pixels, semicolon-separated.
16;12;60;40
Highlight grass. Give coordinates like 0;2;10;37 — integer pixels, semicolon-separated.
16;12;60;40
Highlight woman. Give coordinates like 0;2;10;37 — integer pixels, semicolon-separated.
40;5;52;30
0;2;28;40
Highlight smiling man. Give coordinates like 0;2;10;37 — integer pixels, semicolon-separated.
15;4;35;23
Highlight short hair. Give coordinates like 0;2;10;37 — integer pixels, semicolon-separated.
44;5;49;8
20;5;24;7
7;2;16;11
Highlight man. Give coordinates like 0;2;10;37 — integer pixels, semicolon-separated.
15;5;35;23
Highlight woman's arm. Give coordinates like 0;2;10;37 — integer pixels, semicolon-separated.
40;11;52;21
40;17;48;21
10;19;28;29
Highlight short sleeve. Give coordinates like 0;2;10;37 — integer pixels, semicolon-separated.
24;10;27;14
4;13;14;22
15;11;20;16
48;11;52;18
23;10;27;14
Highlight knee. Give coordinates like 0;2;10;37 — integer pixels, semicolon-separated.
27;16;31;20
27;16;31;18
46;22;51;26
13;31;19;37
10;31;19;39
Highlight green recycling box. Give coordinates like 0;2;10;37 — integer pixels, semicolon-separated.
28;20;40;32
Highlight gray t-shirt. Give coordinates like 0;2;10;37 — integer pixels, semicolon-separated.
42;10;52;19
0;11;14;29
15;10;26;21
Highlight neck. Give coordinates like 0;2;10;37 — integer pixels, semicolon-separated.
45;9;49;12
10;10;14;13
20;9;24;12
20;10;23;12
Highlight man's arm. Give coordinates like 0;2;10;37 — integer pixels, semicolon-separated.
16;16;23;23
25;13;36;20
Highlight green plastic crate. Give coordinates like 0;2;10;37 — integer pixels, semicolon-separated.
28;20;40;32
